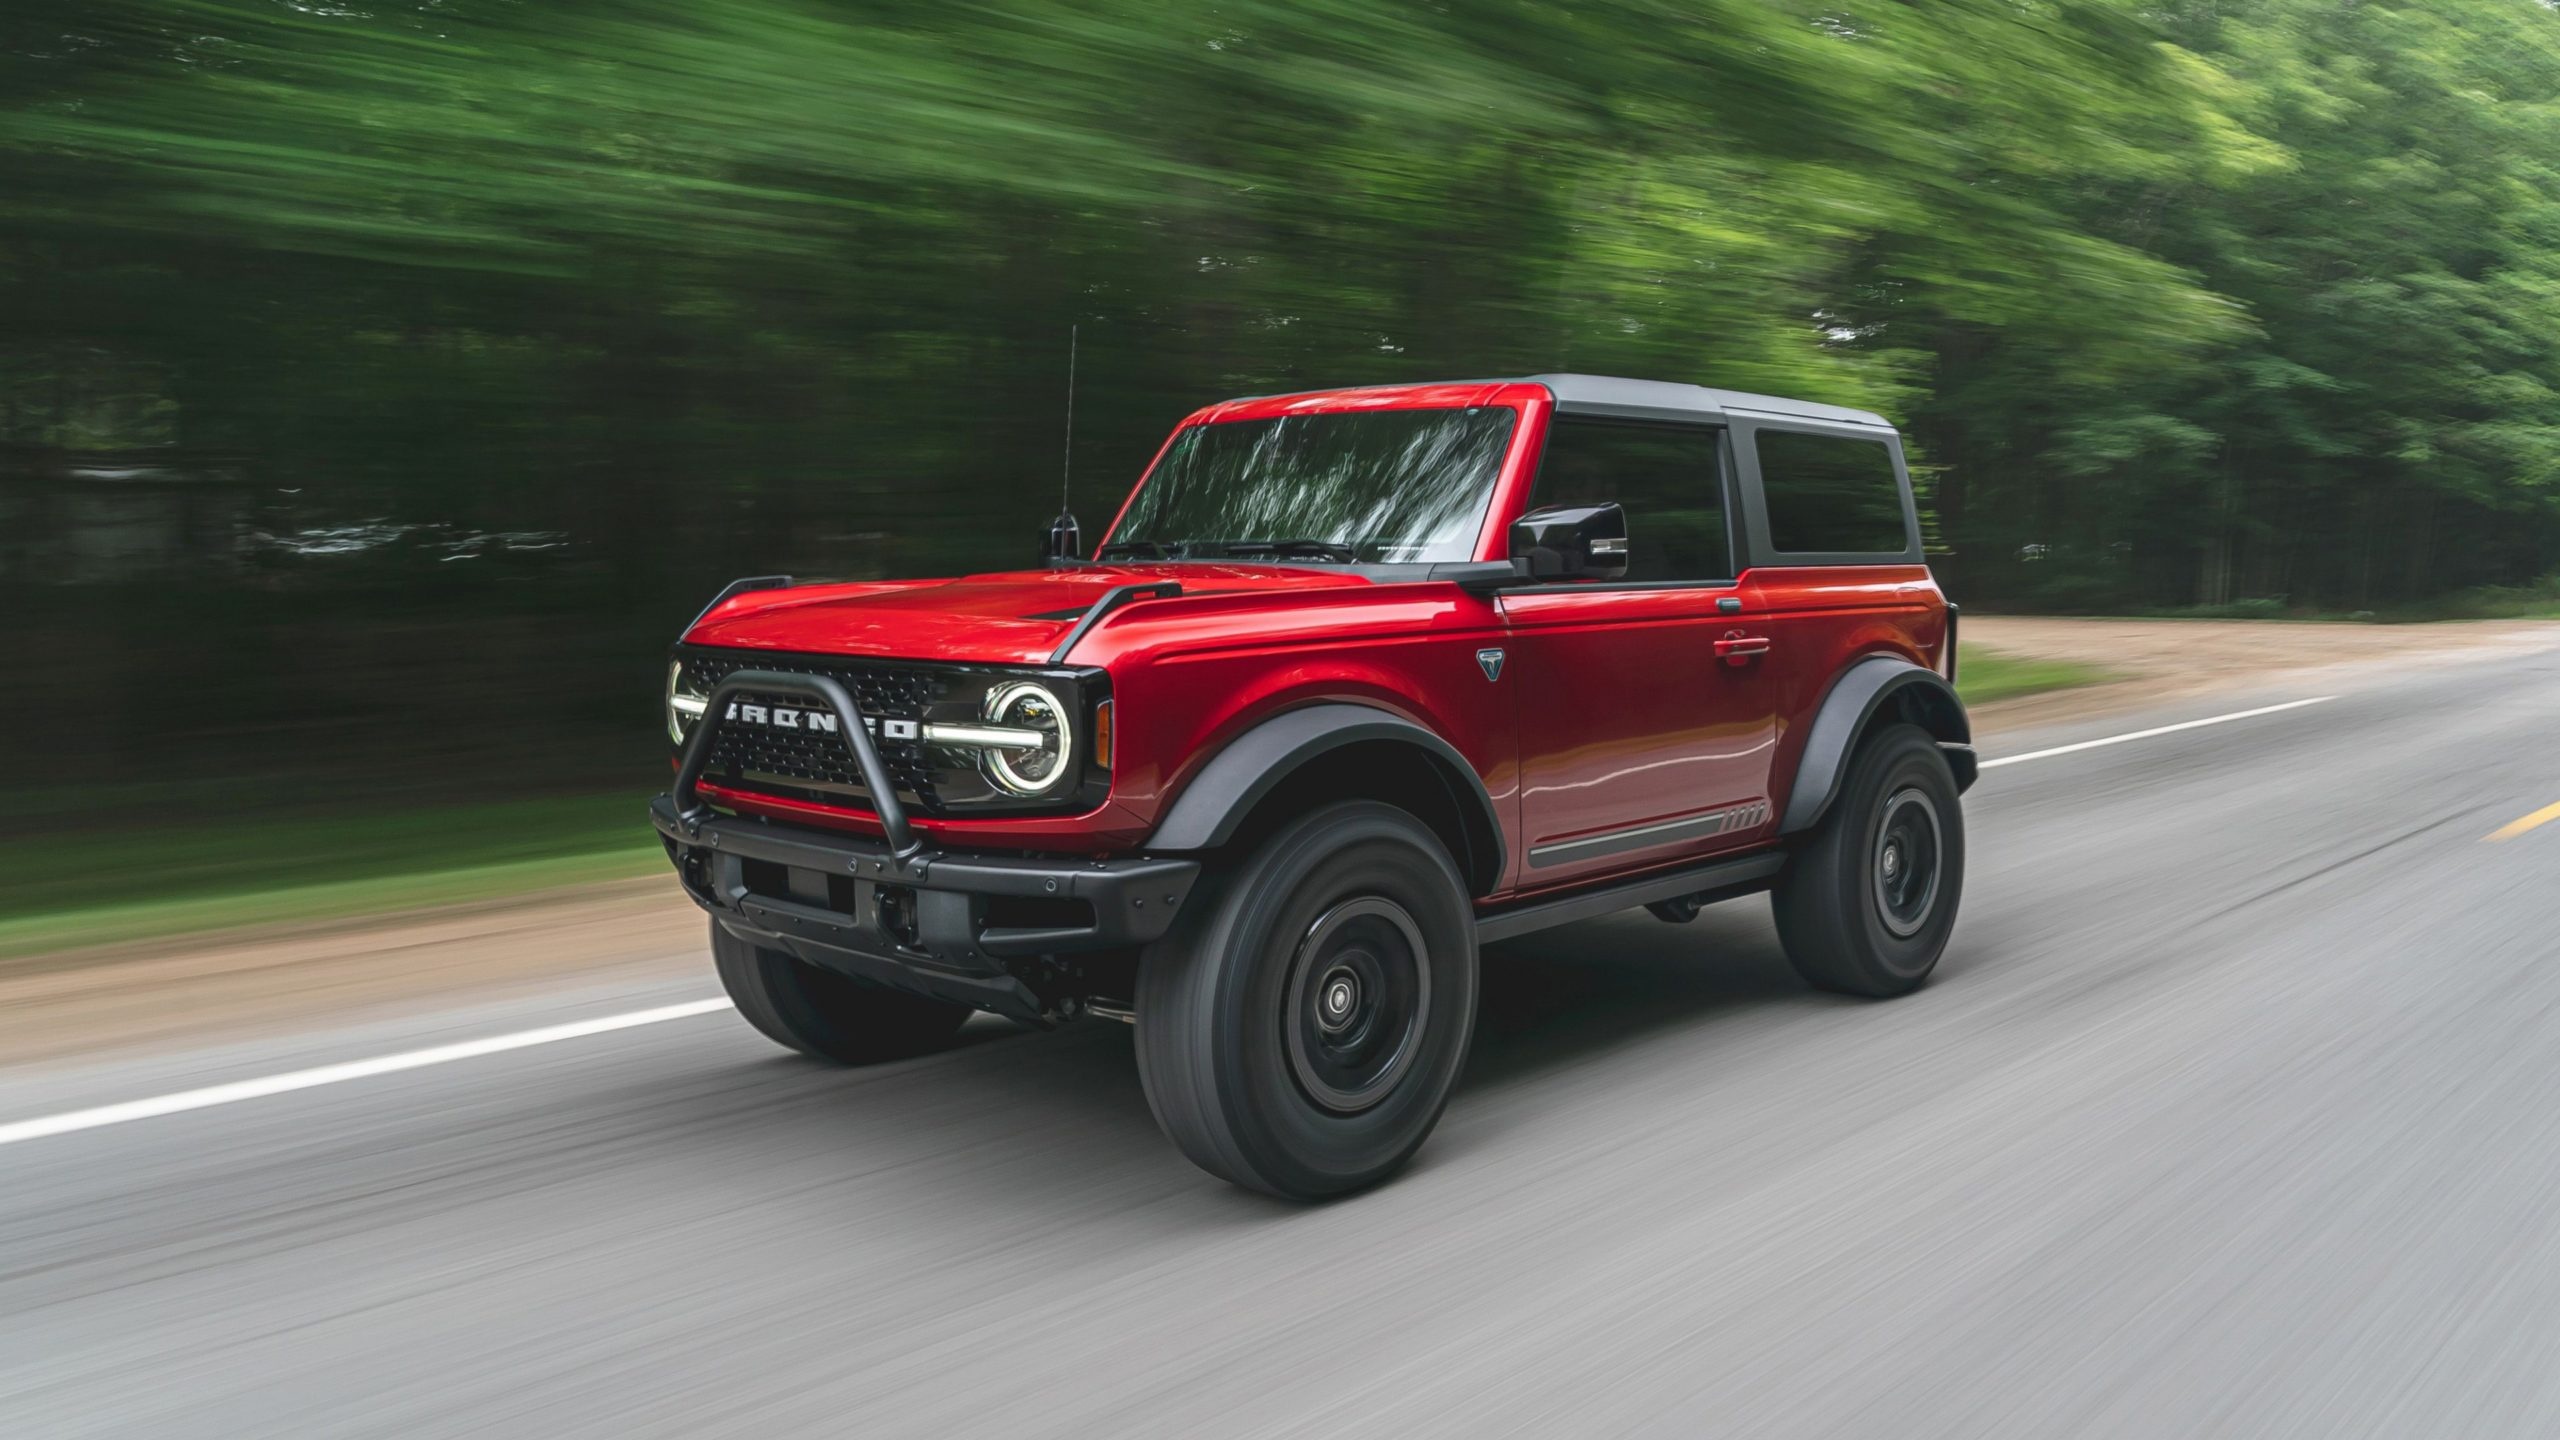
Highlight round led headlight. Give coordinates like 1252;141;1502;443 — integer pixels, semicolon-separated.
667;662;708;744
981;681;1072;795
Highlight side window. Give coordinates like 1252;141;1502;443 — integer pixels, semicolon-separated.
1528;416;1730;582
1755;430;1910;555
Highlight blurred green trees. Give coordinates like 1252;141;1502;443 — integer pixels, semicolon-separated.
5;0;2560;809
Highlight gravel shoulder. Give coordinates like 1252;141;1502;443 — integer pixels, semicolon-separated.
0;881;704;1071
1962;614;2560;733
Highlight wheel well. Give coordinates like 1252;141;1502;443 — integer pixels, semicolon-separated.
1858;672;1970;751
1779;659;1974;835
1219;739;1499;896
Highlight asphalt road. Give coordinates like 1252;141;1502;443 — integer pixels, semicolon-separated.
7;642;2560;1439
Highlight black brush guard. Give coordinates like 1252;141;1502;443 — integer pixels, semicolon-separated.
655;670;1197;1024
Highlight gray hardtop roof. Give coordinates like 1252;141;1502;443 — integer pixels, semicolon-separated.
1524;373;1894;432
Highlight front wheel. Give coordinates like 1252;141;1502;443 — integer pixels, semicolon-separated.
1772;723;1965;998
1135;800;1478;1200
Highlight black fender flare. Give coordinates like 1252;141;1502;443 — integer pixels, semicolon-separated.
1144;703;1507;895
1778;656;1975;835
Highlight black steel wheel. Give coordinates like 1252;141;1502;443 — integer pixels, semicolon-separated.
1772;722;1964;997
1284;896;1433;1113
1136;800;1477;1200
1871;786;1944;940
712;920;974;1063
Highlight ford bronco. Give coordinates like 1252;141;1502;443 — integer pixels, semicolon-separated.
654;374;1974;1199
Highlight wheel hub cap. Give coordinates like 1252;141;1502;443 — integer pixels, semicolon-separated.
1872;787;1943;940
1317;969;1362;1035
1284;897;1431;1114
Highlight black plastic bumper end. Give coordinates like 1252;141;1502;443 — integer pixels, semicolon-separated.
652;795;1200;1024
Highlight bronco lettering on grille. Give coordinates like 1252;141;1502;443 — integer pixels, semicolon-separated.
722;702;919;741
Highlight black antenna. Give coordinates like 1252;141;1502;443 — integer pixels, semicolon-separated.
1046;324;1083;564
1062;323;1077;513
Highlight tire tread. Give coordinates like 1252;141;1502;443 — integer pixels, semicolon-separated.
1135;800;1475;1199
1773;723;1963;998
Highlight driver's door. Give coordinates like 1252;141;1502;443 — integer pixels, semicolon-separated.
1499;415;1779;890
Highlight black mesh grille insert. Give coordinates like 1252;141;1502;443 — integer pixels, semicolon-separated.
678;651;952;814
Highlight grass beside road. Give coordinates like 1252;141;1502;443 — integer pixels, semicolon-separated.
0;795;664;961
1956;643;2115;706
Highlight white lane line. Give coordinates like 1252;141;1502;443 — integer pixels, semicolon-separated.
1979;695;2337;770
0;998;733;1148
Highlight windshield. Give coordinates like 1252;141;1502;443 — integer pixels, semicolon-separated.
1104;405;1516;564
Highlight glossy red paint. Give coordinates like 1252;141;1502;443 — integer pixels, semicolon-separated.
686;571;1521;861
677;380;1952;904
1075;578;1520;880
688;565;1369;666
1740;564;1942;827
1190;380;1551;425
1499;583;1778;890
1473;391;1557;562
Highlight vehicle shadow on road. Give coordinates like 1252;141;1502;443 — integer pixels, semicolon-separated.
1463;901;1810;1093
671;900;1823;1220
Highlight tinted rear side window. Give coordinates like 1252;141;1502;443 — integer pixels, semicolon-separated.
1529;416;1729;582
1755;430;1909;555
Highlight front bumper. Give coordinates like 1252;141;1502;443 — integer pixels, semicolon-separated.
650;794;1199;1025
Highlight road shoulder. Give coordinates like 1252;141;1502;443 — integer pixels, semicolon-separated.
1964;615;2560;734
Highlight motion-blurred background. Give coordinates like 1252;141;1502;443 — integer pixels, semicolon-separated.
7;0;2560;944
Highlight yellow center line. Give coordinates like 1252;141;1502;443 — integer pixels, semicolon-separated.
2485;800;2560;843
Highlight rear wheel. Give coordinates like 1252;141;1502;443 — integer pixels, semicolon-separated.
712;920;973;1063
1136;800;1477;1200
1773;723;1964;998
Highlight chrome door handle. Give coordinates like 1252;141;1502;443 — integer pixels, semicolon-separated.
1714;634;1772;666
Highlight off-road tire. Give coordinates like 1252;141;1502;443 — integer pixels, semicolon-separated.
1135;800;1478;1200
1773;722;1964;998
712;920;974;1063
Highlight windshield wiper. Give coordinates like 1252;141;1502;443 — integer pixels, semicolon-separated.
1220;539;1358;563
1096;540;1186;562
1097;538;1359;564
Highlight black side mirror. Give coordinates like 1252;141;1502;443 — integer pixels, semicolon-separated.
1045;509;1082;563
1510;502;1629;582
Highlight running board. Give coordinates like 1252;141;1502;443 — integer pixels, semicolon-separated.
1475;851;1785;944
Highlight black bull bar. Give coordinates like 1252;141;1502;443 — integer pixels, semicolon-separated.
654;670;1197;1024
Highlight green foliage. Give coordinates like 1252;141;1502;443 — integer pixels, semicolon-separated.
3;0;2559;821
3;0;2260;433
1946;0;2560;609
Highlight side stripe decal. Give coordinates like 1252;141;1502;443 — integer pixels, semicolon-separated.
1527;801;1773;868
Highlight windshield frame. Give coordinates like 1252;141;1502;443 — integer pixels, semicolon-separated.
1097;386;1547;570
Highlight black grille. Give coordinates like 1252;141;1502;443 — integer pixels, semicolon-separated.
679;651;953;813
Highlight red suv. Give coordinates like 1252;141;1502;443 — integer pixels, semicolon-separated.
655;374;1974;1198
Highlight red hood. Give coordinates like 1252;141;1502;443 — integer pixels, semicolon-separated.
683;564;1374;665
